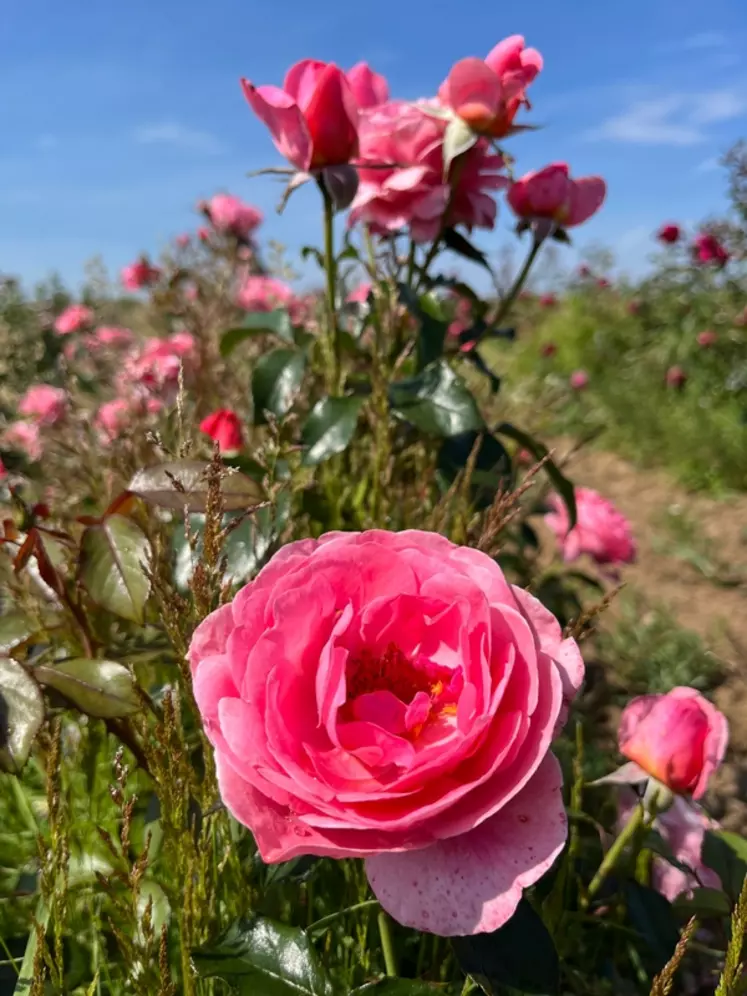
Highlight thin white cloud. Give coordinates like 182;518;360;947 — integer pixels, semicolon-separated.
133;122;226;155
694;156;721;173
585;89;747;146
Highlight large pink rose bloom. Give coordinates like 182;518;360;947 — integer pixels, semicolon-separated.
206;194;263;239
508;163;606;229
189;530;583;935
349;101;507;243
545;487;636;566
54;304;94;336
18;384;68;426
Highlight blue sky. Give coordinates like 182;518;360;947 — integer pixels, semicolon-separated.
2;0;746;290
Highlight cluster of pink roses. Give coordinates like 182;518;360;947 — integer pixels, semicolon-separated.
241;39;606;242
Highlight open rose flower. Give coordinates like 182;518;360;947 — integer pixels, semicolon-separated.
189;529;583;936
121;257;162;291
618;688;728;799
236;275;298;316
18;385;67;426
349;100;507;243
508;163;606;230
545;487;636;566
3;421;43;462
205;194;263;239
693;232;729;267
200;409;244;455
440;35;542;137
54;304;94;336
241;59;359;170
697;329;718;348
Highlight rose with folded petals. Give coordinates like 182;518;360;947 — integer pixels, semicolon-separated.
440;35;542;138
188;529;584;936
657;223;681;245
241;59;359;171
349;100;507;243
121;257;162;291
54;304;94;336
18;385;67;426
693;232;729;267
346;62;389;109
569;370;589;391
3;421;43;461
200;409;244;455
545;486;636;567
508;163;606;230
205;194;263;239
618;688;728;799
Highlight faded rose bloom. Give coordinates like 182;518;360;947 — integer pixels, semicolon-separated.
54;304;94;336
205;194;263;239
346;62;389;109
619;688;728;799
657;223;681;245
349;100;507;243
569;370;589;391
188;530;583;936
3;421;43;461
18;385;67;425
666;365;687;389
121;258;161;291
693;232;729;267
545;486;636;567
508;163;606;229
242;59;359;170
697;329;718;348
440;35;542;138
200;409;244;455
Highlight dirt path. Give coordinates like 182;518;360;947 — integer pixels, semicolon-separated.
554;445;747;826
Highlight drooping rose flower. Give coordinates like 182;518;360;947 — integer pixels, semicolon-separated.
666;365;687;389
657;223;681;245
440;36;542;138
121;257;162;291
569;370;589;391
188;529;584;936
349;100;507;243
346;62;389;109
508;163;606;229
697;329;718;348
618;688;728;799
205;194;263;239
545;487;636;566
18;385;67;426
3;421;43;461
693;232;730;266
200;409;244;455
241;60;359;170
54;304;94;336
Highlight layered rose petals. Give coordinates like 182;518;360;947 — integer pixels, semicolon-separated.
508;163;606;228
189;530;583;935
545;487;636;567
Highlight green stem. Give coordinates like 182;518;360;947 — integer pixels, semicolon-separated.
321;185;340;393
378;910;398;977
308;899;380;934
490;237;543;330
414;236;442;292
585;801;646;906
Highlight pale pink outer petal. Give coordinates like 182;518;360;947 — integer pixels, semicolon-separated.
188;602;235;674
618;694;660;750
240;79;312;171
365;753;566;935
283;59;327;109
444;57;503;122
566;176;606;226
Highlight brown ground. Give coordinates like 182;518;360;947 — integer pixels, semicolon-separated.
555;444;747;827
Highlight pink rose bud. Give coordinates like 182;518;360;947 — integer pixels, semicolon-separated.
697;329;717;348
187;530;584;936
578;264;592;278
175;233;191;248
692;232;729;267
346;62;390;109
121;257;162;291
596;277;610;289
618;688;728;798
18;384;68;426
508;163;606;230
569;370;589;390
200;409;244;455
205;194;263;238
666;365;687;389
657;223;681;245
545;486;636;566
197;226;211;243
241;60;359;171
53;304;94;335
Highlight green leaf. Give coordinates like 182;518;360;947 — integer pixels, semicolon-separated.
437;432;512;509
137;880;170;940
703;830;747;901
390;360;484;437
262;855;319;888
79;515;151;623
442;116;478;177
221;310;294;357
353;982;443;996
0;657;44;773
301;396;365;466
673;887;731;918
253;349;306;424
494;422;577;529
192;914;335;996
129;460;264;513
397;287;450;371
443;228;491;272
623;881;680;974
0;612;38;654
13;896;49;995
34;658;140;718
451;898;559;995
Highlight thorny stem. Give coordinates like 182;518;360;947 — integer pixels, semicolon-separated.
308;899;380;933
378;910;398;977
321;183;341;393
584;801;646;906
